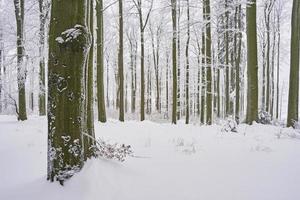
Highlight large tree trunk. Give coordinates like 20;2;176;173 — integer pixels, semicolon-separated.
287;0;299;127
14;0;27;121
246;0;259;124
47;0;92;184
96;0;107;122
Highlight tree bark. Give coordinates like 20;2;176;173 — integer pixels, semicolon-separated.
171;0;177;124
246;0;259;124
47;0;92;184
14;0;27;121
96;0;107;122
287;0;300;127
118;0;125;122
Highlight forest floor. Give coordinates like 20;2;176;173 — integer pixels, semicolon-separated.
0;115;300;200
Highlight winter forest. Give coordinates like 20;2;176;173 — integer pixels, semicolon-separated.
0;0;300;199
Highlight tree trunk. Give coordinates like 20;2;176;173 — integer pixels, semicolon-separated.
287;0;299;127
235;5;242;124
185;0;190;124
86;0;95;159
177;0;181;120
14;0;27;121
224;0;230;117
38;0;46;116
118;0;125;122
204;0;212;125
171;0;177;124
96;0;107;122
47;0;92;184
246;0;259;124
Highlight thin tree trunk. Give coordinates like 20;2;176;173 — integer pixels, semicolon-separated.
185;0;190;124
96;0;107;122
38;0;46;116
14;0;27;121
86;0;95;159
171;0;177;124
118;0;125;122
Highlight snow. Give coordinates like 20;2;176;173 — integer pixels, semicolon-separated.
0;115;300;200
56;25;86;44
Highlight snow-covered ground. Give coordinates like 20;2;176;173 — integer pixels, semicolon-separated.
0;115;300;200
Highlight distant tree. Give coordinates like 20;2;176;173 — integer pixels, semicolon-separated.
204;0;213;125
38;0;48;116
13;0;27;121
185;0;190;124
132;0;153;121
171;0;177;124
118;0;125;122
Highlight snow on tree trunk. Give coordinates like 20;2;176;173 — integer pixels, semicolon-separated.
14;0;27;121
47;0;92;184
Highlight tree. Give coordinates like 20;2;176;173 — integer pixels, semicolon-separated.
224;0;230;116
38;0;47;116
235;4;242;123
86;0;96;155
132;0;153;121
287;0;299;127
126;28;138;113
246;0;259;124
185;0;190;124
204;0;213;125
118;0;125;122
13;0;27;121
264;0;275;113
149;19;163;113
171;0;177;124
47;0;93;184
96;0;107;122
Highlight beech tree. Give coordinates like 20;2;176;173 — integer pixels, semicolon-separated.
185;0;190;124
47;0;93;184
287;0;299;127
96;0;107;122
246;0;259;124
132;0;153;121
204;0;213;125
118;0;125;122
171;0;177;124
38;0;48;116
13;0;27;121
